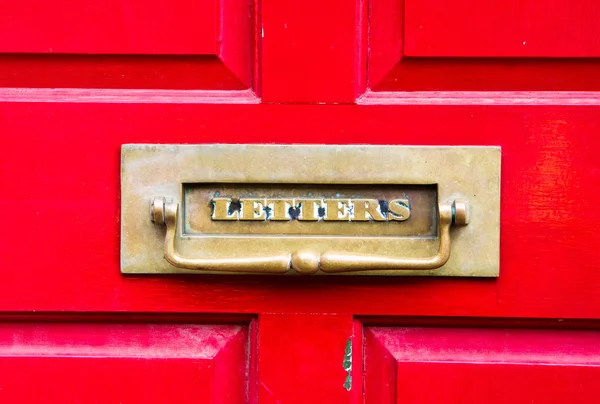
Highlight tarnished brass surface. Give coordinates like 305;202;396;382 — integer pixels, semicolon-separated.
185;184;437;237
151;196;463;274
121;144;501;276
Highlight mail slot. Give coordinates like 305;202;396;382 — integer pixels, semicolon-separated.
121;144;500;276
185;184;437;235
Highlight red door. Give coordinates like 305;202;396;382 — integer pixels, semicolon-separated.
1;0;600;402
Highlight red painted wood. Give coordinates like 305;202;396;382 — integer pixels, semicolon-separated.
0;0;599;401
1;100;599;319
0;56;249;90
257;314;355;403
351;320;364;404
368;0;402;90
261;0;365;102
0;323;249;402
371;60;600;92
219;0;255;89
368;0;600;91
404;0;600;57
0;0;217;54
365;327;600;403
394;363;600;403
0;0;255;90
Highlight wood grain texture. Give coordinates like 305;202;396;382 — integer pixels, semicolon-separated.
0;323;249;402
365;327;600;403
1;101;599;319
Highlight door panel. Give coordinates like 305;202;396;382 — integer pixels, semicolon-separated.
0;0;255;89
365;327;600;403
404;0;600;57
261;0;364;102
257;314;357;404
368;0;600;91
0;0;599;402
1;101;599;319
0;0;217;54
0;323;250;402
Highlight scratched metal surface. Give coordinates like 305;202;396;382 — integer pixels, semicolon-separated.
121;144;500;276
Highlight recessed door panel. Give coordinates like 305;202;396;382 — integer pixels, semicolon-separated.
365;327;600;403
0;323;249;403
367;0;600;91
0;0;254;89
0;0;217;54
404;0;600;57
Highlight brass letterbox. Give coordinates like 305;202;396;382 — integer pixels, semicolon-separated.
121;144;500;276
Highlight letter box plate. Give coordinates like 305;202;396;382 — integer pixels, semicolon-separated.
121;144;500;276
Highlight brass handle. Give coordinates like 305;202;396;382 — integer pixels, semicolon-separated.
151;197;469;275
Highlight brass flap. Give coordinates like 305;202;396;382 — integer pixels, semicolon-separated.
121;144;501;276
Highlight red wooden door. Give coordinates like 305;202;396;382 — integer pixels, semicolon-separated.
1;0;600;403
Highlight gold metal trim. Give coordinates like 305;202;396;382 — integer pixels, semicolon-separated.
151;197;469;275
155;197;290;274
319;200;466;273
